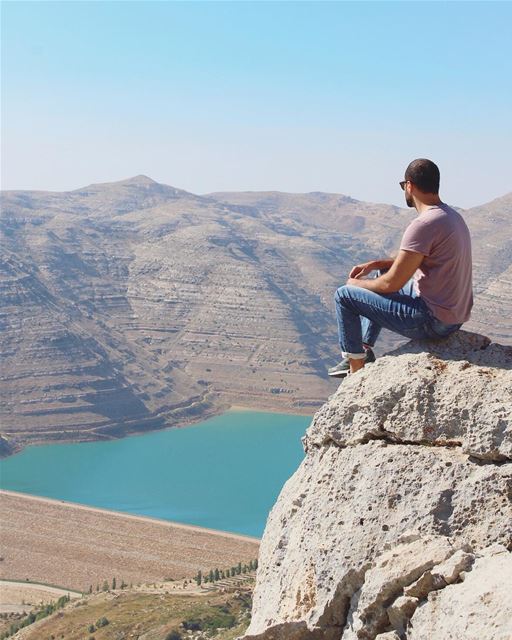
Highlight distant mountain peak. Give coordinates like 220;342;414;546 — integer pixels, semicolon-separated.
121;175;158;185
73;174;162;192
68;175;204;203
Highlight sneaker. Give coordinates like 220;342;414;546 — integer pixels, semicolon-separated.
327;347;376;377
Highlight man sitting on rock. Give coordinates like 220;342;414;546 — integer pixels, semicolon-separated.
329;158;473;378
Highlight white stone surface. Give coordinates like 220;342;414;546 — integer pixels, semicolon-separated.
304;332;512;462
404;549;475;599
407;547;512;640
342;537;453;639
243;333;512;640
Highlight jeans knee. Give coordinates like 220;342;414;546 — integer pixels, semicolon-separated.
334;285;348;302
335;284;358;305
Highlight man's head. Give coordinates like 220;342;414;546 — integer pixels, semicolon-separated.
400;158;440;208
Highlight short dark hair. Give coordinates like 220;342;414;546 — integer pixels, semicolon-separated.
405;158;440;194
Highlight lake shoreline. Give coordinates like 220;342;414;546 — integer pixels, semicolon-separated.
0;410;311;540
0;401;314;460
0;490;260;592
0;489;260;542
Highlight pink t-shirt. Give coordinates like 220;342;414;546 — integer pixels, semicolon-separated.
399;203;473;324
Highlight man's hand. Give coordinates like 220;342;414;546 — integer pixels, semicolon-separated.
349;261;378;279
349;258;394;279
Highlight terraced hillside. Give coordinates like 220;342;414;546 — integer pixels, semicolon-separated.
460;193;512;343
1;176;510;453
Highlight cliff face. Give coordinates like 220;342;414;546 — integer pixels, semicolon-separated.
243;331;512;640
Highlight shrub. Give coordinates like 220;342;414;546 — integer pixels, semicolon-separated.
182;609;236;633
95;616;109;628
182;619;201;631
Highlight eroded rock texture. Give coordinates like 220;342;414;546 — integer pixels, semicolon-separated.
243;331;512;640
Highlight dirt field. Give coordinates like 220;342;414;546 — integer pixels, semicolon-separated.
0;490;259;592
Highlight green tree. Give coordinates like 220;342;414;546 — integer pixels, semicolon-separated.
214;568;220;581
112;577;116;590
195;570;202;586
102;580;109;592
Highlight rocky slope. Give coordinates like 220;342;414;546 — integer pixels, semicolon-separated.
0;177;413;452
1;177;510;453
243;331;512;640
208;190;512;343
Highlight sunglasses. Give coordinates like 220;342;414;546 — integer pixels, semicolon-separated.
399;180;412;190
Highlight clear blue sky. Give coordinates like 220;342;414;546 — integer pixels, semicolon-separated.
2;1;511;208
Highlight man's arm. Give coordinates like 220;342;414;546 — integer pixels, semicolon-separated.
347;250;424;294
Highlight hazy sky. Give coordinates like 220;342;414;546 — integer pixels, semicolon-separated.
2;1;511;208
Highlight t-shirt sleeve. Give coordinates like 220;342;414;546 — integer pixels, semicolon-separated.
399;218;433;256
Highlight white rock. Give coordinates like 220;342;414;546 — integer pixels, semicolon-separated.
404;549;475;598
243;333;512;640
244;443;510;639
304;331;512;462
407;548;512;640
342;537;452;639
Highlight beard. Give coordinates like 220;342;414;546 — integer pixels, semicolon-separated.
405;193;415;208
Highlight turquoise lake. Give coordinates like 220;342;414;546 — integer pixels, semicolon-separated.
0;410;311;538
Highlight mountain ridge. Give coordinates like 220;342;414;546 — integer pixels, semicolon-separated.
4;174;509;209
1;178;510;455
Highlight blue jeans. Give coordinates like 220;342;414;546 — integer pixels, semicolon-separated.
334;274;462;358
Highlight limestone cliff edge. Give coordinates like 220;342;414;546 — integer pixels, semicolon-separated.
243;330;511;640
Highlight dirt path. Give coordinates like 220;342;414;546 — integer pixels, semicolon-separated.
0;579;82;615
